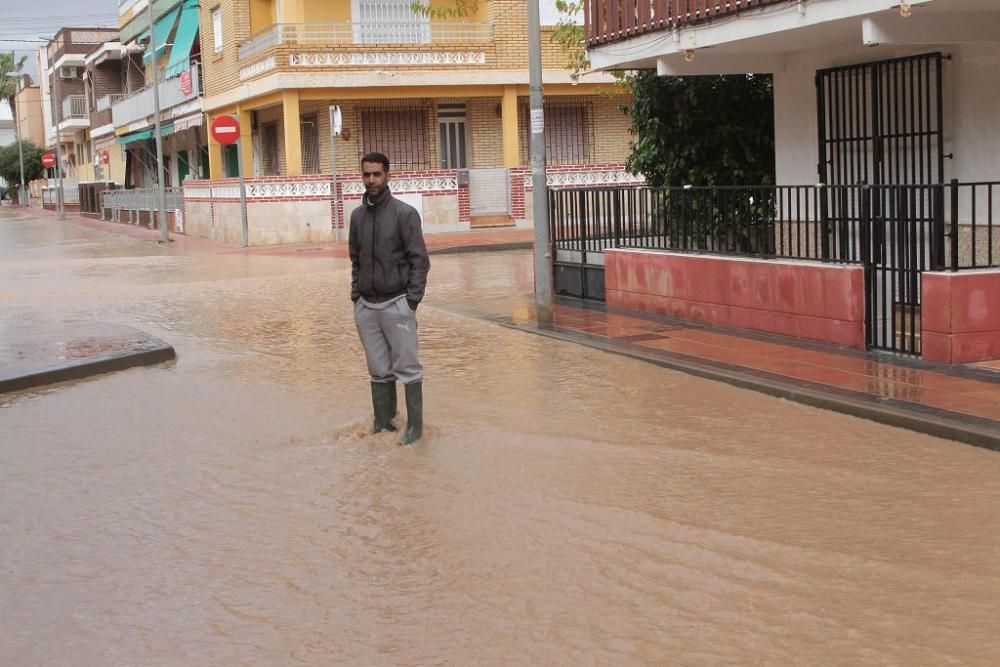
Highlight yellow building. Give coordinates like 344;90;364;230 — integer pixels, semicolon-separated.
183;0;640;244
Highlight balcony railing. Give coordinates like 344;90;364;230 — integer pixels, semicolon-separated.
47;29;119;63
239;21;493;61
112;63;201;129
61;95;88;120
96;94;125;111
585;0;785;46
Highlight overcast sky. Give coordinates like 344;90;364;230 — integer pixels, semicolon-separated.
3;0;119;77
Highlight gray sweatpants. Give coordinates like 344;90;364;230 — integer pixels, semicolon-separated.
354;296;423;385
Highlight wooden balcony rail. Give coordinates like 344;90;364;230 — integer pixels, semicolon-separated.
239;21;494;61
585;0;786;47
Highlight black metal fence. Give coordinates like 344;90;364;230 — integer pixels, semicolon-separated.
549;181;999;355
550;181;999;269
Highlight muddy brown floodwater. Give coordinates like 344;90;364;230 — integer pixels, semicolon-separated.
3;209;1000;665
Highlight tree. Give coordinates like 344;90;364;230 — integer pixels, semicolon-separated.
625;71;774;187
0;141;44;202
0;51;28;112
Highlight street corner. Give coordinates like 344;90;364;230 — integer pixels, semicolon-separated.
0;321;176;395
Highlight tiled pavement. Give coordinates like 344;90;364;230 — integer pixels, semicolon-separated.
443;293;1000;450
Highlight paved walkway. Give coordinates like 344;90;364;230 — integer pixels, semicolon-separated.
443;294;1000;450
31;208;534;257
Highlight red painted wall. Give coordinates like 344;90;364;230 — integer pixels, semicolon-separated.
604;249;866;350
922;270;1000;364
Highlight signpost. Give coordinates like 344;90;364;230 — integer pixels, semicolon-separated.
328;105;342;242
211;114;249;247
40;153;56;168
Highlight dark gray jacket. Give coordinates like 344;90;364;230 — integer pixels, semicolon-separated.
349;189;430;305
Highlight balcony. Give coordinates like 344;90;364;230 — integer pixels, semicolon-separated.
91;97;124;132
58;95;90;130
584;0;784;47
96;94;125;111
238;21;494;62
47;28;119;66
112;63;201;130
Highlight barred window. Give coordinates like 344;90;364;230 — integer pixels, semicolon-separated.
519;102;592;166
261;122;280;175
300;114;320;174
361;106;430;170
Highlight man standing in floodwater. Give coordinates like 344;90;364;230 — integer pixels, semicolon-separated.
349;151;430;445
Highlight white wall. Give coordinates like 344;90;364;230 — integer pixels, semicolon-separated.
774;42;1000;185
540;0;583;27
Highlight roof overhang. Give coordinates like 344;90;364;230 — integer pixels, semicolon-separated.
587;0;997;74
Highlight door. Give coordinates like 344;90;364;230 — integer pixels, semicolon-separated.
816;52;945;355
438;103;468;169
177;149;190;183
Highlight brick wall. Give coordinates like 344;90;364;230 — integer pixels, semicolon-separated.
201;0;252;98
90;64;124;103
468;97;503;168
592;94;632;163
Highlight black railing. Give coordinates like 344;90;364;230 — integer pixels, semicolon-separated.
549;182;999;271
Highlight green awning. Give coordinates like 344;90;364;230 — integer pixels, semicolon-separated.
118;124;175;145
165;0;200;78
143;5;181;63
119;130;152;145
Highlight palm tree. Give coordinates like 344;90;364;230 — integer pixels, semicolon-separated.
0;51;28;108
1;51;29;201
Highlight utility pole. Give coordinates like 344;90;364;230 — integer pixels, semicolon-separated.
148;3;170;243
52;62;65;220
527;0;553;324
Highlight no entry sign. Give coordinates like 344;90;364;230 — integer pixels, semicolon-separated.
210;115;240;145
40;152;56;168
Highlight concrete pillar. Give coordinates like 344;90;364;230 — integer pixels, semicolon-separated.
238;106;254;177
501;85;519;167
283;90;302;176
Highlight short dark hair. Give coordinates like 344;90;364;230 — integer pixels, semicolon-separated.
361;152;390;171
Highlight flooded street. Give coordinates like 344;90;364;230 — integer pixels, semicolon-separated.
3;209;1000;665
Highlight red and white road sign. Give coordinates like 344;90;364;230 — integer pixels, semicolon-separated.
101;150;110;165
40;152;56;168
210;115;240;145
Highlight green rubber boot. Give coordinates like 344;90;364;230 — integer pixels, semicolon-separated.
371;381;397;433
399;382;423;446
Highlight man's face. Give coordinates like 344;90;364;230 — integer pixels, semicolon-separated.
362;161;389;198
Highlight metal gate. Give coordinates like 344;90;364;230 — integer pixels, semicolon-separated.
817;52;945;355
468;168;511;216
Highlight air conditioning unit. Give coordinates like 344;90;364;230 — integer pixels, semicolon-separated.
59;66;78;79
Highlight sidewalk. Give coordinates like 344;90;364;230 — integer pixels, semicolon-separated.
0;321;175;394
442;294;1000;450
26;207;534;257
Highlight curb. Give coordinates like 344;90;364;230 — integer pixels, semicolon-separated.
429;241;533;255
0;345;176;395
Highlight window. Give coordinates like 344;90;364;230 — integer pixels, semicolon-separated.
353;0;429;44
519;102;592;166
362;105;430;170
212;9;223;53
437;103;468;169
